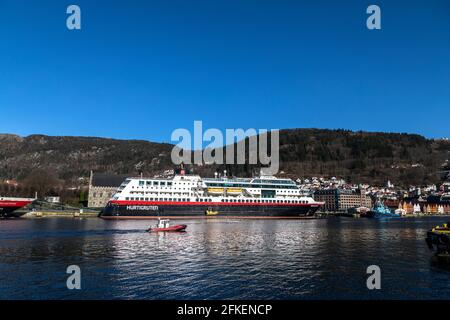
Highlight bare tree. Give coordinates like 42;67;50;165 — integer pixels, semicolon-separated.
23;169;60;199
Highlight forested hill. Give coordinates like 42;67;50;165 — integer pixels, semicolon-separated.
277;129;449;185
0;129;448;188
0;134;174;182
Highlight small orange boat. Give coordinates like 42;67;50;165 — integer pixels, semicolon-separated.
147;219;187;232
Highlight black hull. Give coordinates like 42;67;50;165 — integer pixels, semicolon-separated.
100;203;320;219
0;207;27;218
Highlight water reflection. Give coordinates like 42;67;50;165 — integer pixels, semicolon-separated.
0;217;449;299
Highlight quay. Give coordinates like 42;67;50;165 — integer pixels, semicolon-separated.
23;209;99;218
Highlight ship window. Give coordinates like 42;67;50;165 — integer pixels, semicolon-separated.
139;181;145;186
168;182;172;186
154;181;159;186
161;181;166;186
125;197;129;200
145;198;148;201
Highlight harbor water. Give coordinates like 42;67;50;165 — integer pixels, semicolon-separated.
0;217;449;299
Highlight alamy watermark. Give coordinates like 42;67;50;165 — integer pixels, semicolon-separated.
66;5;81;30
366;265;381;290
66;265;81;290
366;5;381;30
171;121;280;175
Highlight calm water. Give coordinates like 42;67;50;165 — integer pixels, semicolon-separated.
0;217;449;300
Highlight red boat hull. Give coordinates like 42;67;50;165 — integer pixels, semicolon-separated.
148;224;187;232
0;198;34;218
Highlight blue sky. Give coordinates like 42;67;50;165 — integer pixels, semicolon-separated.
1;0;449;144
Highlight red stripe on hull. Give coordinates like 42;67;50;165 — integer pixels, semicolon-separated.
110;200;321;207
0;200;33;207
101;215;318;220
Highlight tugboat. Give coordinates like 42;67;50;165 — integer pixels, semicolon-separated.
366;201;401;219
426;222;450;264
147;219;187;232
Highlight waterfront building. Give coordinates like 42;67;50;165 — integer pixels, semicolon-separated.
313;188;372;212
88;171;130;208
424;194;450;214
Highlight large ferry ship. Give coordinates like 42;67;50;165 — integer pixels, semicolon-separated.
100;172;324;219
0;197;35;218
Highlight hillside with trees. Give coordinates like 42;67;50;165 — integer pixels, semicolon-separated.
0;129;448;198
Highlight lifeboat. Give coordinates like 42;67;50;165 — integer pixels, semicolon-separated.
226;188;242;195
147;219;187;232
207;188;224;195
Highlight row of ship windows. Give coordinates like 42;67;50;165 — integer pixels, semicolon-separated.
132;186;191;190
136;181;196;187
130;187;299;194
206;183;298;189
124;197;309;204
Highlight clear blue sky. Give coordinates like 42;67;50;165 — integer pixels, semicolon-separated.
1;0;449;144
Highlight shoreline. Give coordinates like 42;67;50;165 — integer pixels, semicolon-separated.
14;210;450;220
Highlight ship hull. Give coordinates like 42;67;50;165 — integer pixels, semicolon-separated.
100;201;320;219
0;200;33;218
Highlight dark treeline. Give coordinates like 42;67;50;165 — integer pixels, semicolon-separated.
200;129;449;186
0;168;87;206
